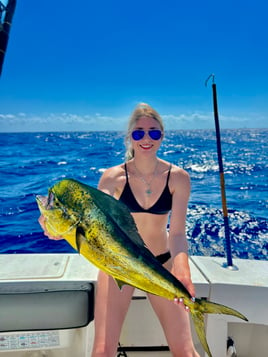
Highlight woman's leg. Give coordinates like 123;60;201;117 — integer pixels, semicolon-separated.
147;293;199;357
91;270;135;357
147;261;200;357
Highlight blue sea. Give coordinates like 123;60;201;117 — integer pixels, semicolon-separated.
0;129;267;260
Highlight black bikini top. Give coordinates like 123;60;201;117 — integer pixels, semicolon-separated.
119;163;172;215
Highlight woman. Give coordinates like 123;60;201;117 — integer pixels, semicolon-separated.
39;103;199;357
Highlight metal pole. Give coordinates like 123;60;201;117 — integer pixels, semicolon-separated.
205;74;237;270
0;0;17;76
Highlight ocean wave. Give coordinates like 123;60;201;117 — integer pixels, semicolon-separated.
186;162;219;173
187;205;268;260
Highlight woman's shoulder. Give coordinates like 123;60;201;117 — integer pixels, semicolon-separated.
101;163;125;179
163;161;190;191
160;160;189;179
171;164;189;178
98;163;126;195
103;163;124;176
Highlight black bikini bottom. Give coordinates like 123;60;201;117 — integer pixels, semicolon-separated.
156;251;171;264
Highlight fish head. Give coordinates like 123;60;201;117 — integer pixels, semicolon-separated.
36;182;82;250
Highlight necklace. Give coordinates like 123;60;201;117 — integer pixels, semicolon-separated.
134;160;159;195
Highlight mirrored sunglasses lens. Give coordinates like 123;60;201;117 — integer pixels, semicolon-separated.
149;130;162;140
132;130;145;140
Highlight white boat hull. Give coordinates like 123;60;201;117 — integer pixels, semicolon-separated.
0;254;267;357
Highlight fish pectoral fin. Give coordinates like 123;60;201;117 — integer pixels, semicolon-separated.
191;310;212;357
114;278;127;290
75;227;86;253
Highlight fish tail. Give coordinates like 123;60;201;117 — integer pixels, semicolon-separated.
190;298;247;357
198;298;248;321
191;310;212;357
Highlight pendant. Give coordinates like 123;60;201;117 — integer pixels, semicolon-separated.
146;188;152;195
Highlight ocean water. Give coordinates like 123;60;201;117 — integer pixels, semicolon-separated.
0;129;267;260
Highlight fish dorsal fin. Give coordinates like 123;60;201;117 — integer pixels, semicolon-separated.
84;183;146;249
114;278;126;290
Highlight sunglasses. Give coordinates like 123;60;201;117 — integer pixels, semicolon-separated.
131;129;162;141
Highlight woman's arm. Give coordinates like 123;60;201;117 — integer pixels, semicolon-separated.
168;167;195;298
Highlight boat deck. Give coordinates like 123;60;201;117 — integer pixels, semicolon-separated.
0;254;268;357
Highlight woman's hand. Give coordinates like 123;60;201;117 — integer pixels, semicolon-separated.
177;274;196;298
171;263;196;311
38;214;64;240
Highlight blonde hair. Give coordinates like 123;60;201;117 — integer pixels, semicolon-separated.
125;103;164;161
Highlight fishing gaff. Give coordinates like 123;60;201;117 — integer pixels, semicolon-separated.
0;0;17;76
205;74;237;270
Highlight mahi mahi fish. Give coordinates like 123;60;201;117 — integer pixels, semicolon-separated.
36;178;247;357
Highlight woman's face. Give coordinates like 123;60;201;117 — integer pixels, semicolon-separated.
131;116;163;157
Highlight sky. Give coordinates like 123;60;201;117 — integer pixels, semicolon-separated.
0;0;268;132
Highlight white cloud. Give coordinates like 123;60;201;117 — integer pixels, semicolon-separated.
0;112;128;132
0;113;16;119
163;112;215;130
0;111;266;132
162;111;267;130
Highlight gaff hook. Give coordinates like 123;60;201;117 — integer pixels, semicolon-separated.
205;73;215;87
